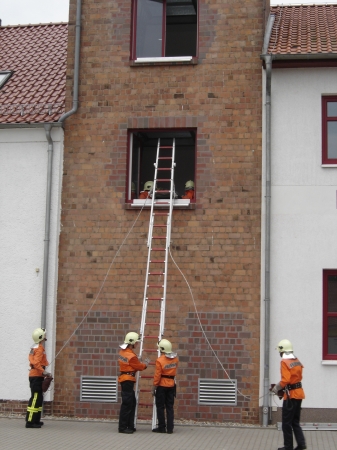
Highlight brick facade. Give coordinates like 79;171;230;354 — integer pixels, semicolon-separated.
55;0;265;423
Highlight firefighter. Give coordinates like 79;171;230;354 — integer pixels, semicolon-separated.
26;328;51;429
139;181;153;199
152;339;178;434
272;339;307;450
182;180;194;200
118;332;150;434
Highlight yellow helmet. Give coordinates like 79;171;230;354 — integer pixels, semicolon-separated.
124;332;140;345
32;328;47;344
277;339;293;353
185;180;194;190
144;181;154;191
157;339;172;354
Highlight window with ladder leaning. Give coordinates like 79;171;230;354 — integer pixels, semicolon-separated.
127;129;196;204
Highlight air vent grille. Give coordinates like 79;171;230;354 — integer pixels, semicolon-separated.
80;376;118;403
198;378;237;406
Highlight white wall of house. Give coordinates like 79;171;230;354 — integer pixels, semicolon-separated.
0;126;63;401
261;67;337;409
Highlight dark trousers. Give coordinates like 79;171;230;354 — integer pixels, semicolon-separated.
119;381;136;431
155;385;175;432
282;398;306;450
26;377;43;424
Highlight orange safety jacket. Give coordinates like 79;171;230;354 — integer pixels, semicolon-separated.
29;343;49;377
153;354;178;388
182;189;194;200
279;357;305;400
139;191;150;199
118;347;147;383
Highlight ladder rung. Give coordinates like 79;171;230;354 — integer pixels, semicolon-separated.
156;179;170;182
153;225;167;228
159;146;173;149
149;260;165;262
157;168;171;171
158;157;172;159
147;285;164;288
147;297;163;300
148;272;164;275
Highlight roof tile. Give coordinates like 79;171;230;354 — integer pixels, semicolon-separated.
268;5;337;56
0;23;68;123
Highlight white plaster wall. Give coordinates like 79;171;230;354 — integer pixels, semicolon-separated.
0;127;63;401
261;67;337;409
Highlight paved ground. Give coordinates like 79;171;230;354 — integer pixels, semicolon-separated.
1;417;337;449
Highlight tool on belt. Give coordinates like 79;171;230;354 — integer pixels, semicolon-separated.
120;371;135;377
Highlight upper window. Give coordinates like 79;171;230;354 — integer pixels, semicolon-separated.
126;129;196;204
323;269;337;360
322;96;337;164
131;0;198;60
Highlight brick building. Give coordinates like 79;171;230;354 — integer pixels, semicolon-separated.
54;0;267;423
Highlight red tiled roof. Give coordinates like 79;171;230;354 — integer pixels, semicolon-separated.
0;23;68;124
268;5;337;56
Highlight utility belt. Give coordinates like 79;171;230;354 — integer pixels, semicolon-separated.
30;365;45;370
286;382;302;391
161;375;175;379
120;371;135;377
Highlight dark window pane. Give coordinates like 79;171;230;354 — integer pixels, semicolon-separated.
328;316;337;354
327;122;337;159
328;275;337;312
136;0;163;58
327;102;337;117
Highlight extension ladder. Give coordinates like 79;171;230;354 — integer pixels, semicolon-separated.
135;138;176;429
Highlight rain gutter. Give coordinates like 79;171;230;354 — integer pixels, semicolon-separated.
260;12;275;428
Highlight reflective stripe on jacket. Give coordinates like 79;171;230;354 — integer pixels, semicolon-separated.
118;347;147;383
153;354;178;388
280;357;305;400
29;343;49;377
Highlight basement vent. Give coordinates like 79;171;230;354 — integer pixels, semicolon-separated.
80;376;118;403
198;378;237;406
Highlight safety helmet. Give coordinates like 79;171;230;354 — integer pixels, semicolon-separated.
131;182;136;192
32;328;47;344
185;180;194;190
124;332;140;345
143;181;154;191
277;339;293;353
157;339;172;354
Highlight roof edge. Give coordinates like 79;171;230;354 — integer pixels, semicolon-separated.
0;122;64;129
0;22;68;28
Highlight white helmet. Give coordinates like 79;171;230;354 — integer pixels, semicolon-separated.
32;328;47;344
277;339;293;353
124;332;140;345
144;181;154;191
157;339;172;354
185;180;194;190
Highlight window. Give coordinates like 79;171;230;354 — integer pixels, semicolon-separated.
0;71;12;89
322;96;337;164
126;129;196;203
131;0;198;60
323;270;337;360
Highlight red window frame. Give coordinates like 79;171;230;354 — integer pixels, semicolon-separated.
323;269;337;360
322;96;337;164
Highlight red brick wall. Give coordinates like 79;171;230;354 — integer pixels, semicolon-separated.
55;0;264;423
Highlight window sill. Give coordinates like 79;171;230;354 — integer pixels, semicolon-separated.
125;199;196;210
321;164;337;167
130;56;198;67
321;360;337;365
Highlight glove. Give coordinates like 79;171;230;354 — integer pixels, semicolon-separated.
144;358;151;366
271;383;282;395
43;371;52;377
151;386;156;396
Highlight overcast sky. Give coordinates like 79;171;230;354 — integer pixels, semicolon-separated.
1;0;336;26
